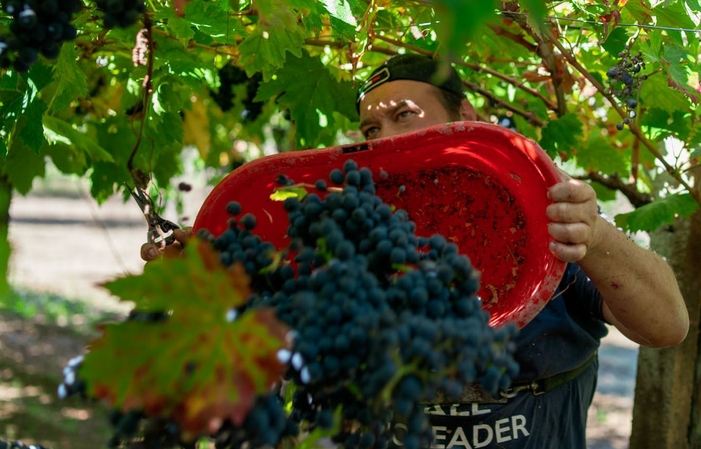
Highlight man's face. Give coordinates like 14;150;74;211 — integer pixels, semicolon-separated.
358;80;454;141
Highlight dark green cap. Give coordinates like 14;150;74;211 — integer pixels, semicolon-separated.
356;54;465;111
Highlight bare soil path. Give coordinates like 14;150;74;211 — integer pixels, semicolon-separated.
1;180;637;449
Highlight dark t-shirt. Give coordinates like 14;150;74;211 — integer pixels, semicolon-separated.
420;264;609;448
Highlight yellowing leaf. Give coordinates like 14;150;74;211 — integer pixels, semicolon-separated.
83;308;290;434
82;238;292;435
101;239;251;314
183;98;211;159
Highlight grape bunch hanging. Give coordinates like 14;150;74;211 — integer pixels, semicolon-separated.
59;160;519;449
212;62;265;122
605;47;647;130
0;0;81;72
94;0;146;29
0;0;147;72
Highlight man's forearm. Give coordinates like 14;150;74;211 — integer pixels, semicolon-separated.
578;217;689;347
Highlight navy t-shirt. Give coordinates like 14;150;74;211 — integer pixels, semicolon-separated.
422;263;609;449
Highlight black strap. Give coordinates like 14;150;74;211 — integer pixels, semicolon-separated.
506;351;598;396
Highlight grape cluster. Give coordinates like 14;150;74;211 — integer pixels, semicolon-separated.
202;207;279;296
605;47;647;130
241;73;264;122
0;0;81;72
211;63;248;112
211;63;265;122
59;160;519;449
212;394;298;449
94;0;146;29
252;160;517;449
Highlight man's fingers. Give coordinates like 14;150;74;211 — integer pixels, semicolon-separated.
140;228;192;262
549;241;587;263
173;227;193;244
548;180;595;203
548;222;591;245
546;202;594;224
140;243;160;262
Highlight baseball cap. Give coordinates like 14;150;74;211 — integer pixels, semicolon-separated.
356;54;465;111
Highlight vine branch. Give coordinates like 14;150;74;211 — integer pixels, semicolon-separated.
127;13;156;190
575;172;652;208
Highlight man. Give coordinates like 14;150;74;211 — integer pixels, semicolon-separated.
354;54;688;448
143;54;688;448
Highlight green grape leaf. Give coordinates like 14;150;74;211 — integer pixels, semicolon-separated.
432;0;499;56
43;143;89;175
662;45;699;103
255;51;359;147
43;115;114;163
653;0;698;30
237;0;305;80
602;27;629;56
538;113;583;159
25;60;54;92
16;97;47;154
180;1;244;44
85;240;291;435
320;0;360;40
615;193;699;232
50;44;89;113
90;118;138;203
168;16;196;44
638;107;691;141
3;139;46;195
640;73;691;114
576;132;629;175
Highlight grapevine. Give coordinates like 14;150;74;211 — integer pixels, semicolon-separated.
605;46;647;130
59;160;519;449
0;0;81;72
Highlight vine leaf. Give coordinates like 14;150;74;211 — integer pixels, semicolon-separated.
538;113;583;159
255;50;358;147
49;44;88;114
237;0;306;80
576;131;629;175
81;239;292;437
101;239;252;312
615;193;699;232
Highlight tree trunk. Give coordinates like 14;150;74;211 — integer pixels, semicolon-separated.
629;208;701;449
0;174;10;297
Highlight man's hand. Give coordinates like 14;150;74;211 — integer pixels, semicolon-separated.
545;174;601;263
140;227;193;262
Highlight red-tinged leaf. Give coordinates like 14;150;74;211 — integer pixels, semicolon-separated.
81;308;291;436
101;238;253;316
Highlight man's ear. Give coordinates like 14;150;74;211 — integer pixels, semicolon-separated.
460;99;477;121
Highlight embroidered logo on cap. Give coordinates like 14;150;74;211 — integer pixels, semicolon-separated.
357;67;390;104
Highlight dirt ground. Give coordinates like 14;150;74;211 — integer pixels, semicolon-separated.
1;178;638;449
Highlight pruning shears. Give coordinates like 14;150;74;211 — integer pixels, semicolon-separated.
130;187;180;248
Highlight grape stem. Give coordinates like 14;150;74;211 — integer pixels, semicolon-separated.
127;12;156;191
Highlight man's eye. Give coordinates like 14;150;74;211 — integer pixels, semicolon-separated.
364;127;379;138
397;110;415;119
